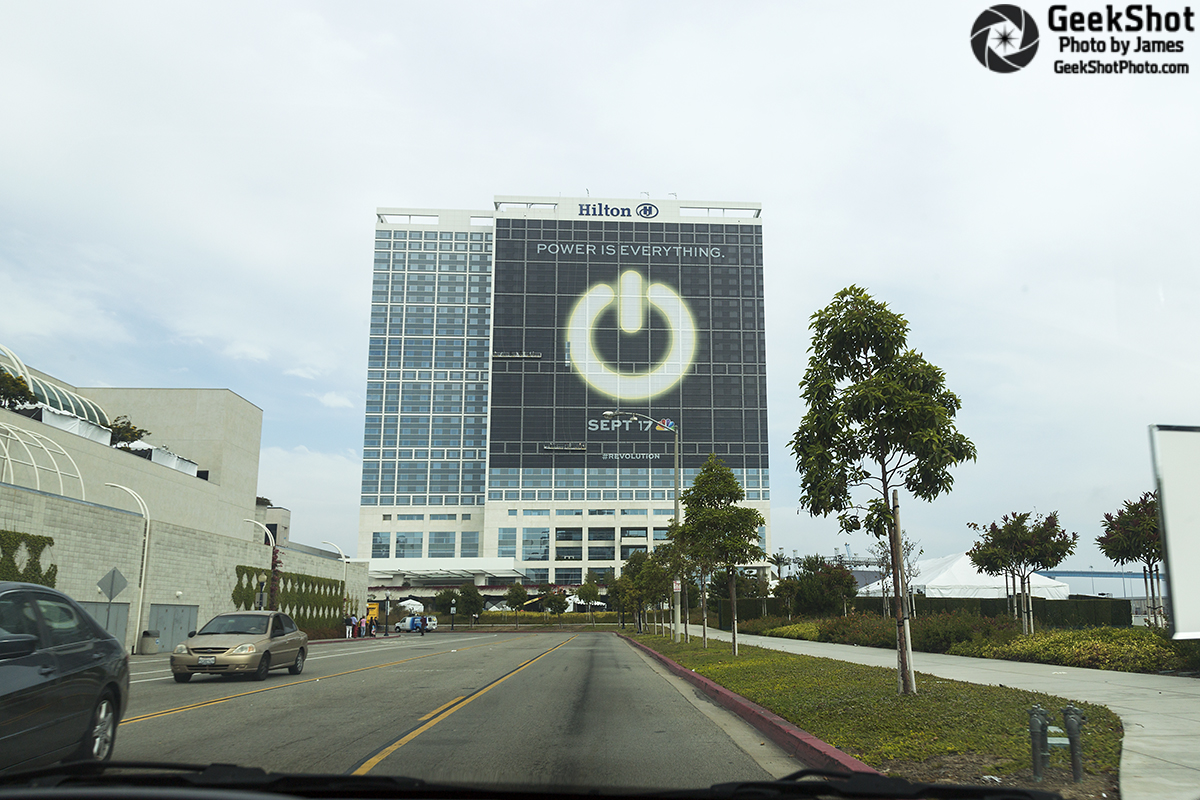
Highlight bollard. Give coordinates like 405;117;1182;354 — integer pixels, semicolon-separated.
1029;704;1050;781
1062;705;1086;783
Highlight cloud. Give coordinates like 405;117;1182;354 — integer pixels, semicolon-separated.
257;445;360;556
222;342;271;362
285;367;320;380
311;392;354;409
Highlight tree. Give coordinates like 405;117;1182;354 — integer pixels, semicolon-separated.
434;587;460;614
768;549;790;581
866;534;922;618
790;286;976;694
545;590;569;627
109;414;151;447
504;583;528;629
619;550;650;632
968;511;1077;634
575;575;601;626
1098;491;1164;625
457;582;485;627
680;453;765;656
0;371;35;410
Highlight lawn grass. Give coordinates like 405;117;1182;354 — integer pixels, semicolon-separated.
633;634;1123;776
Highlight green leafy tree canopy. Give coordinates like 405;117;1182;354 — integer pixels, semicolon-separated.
109;414;152;447
0;372;35;410
790;286;976;538
1098;491;1161;570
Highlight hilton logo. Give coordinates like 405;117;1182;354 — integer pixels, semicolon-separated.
578;202;659;218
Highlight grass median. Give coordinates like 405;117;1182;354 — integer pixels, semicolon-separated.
631;634;1122;793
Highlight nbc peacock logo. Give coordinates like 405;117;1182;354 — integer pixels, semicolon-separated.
971;5;1040;73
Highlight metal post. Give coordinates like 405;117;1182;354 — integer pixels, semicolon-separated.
672;425;681;643
1063;705;1085;783
1029;704;1050;781
105;484;149;654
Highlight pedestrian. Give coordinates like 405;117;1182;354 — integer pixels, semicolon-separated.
419;616;426;636
344;614;352;639
370;619;377;638
350;613;358;638
359;616;367;638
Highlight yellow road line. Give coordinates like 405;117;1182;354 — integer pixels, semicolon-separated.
122;638;519;726
418;696;466;721
353;635;577;775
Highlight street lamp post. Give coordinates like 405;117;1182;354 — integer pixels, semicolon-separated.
322;540;349;613
384;590;390;637
603;410;681;642
244;519;279;610
106;483;150;654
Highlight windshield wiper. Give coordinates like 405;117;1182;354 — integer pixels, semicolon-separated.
702;769;1064;800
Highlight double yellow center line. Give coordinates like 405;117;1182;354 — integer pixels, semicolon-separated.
351;635;578;775
121;638;519;726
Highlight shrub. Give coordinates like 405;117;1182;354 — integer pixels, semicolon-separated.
958;627;1183;673
738;615;792;635
817;613;895;648
765;621;820;640
910;610;1020;654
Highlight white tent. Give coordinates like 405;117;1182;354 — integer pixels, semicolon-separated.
860;552;1070;600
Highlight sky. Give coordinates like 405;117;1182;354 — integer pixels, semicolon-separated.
1;2;1196;597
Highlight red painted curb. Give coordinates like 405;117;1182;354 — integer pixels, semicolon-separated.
618;634;879;775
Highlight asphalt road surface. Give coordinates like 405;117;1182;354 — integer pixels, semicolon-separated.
116;631;801;789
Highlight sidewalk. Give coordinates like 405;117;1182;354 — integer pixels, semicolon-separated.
697;627;1200;800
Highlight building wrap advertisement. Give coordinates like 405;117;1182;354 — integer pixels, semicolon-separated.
488;213;768;473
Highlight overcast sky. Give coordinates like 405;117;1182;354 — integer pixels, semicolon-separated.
2;2;1195;595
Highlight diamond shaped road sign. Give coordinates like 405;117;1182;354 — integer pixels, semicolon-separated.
97;568;128;601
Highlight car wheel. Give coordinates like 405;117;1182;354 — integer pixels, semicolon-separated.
253;652;271;681
73;693;117;762
173;673;192;683
288;648;305;675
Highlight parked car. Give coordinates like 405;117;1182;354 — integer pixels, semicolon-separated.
395;615;437;633
170;611;307;682
0;581;130;774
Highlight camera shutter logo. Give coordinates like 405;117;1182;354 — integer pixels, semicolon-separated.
635;203;659;219
971;5;1039;73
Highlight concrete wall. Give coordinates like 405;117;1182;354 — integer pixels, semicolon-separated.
1;482;367;653
1;397;261;542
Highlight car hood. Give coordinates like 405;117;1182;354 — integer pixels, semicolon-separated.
184;634;268;650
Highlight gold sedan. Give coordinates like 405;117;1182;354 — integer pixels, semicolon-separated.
170;611;307;683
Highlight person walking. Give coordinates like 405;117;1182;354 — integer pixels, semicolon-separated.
350;613;358;638
344;614;352;639
419;616;426;636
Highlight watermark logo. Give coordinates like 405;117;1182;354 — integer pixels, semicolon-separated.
972;5;1040;72
635;202;659;219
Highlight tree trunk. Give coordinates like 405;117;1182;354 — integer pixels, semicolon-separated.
889;491;915;695
682;580;690;642
700;570;709;648
728;566;739;657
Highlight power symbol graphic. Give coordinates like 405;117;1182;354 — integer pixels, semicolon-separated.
566;270;697;401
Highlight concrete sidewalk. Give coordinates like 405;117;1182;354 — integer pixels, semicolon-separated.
697;627;1200;800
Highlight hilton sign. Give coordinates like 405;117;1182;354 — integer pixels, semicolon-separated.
578;202;659;219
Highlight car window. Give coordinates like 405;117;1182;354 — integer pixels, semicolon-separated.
0;591;40;639
198;614;268;635
32;595;91;647
280;615;297;634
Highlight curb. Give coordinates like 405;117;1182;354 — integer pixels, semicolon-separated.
618;634;879;775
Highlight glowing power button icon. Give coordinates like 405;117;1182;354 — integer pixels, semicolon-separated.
566;271;697;401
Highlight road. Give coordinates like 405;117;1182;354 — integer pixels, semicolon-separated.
116;631;801;789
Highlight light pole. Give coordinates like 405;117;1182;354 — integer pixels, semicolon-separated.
322;540;349;614
603;409;681;642
244;519;279;610
384;590;390;637
106;483;150;654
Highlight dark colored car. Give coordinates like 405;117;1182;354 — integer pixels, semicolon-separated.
0;581;131;774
